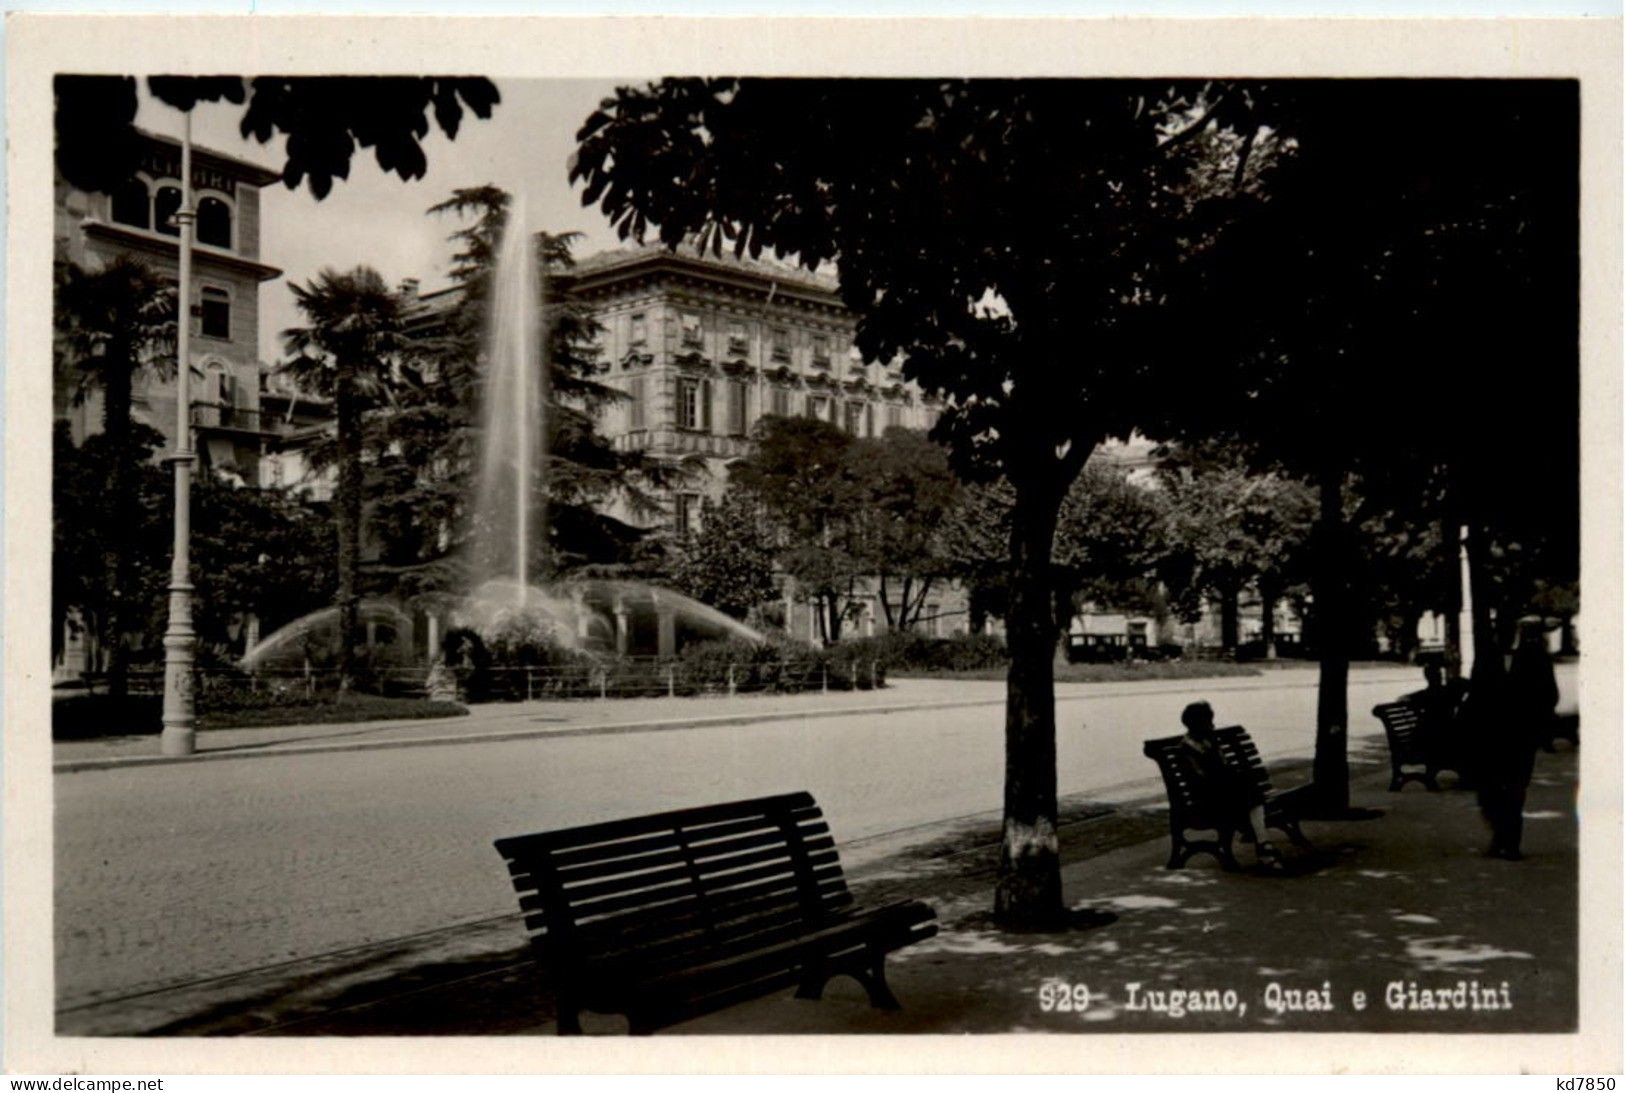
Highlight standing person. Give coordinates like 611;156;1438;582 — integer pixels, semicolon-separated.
1175;701;1284;871
1471;622;1553;860
1509;618;1561;755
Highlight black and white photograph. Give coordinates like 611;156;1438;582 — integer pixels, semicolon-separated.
4;13;1620;1078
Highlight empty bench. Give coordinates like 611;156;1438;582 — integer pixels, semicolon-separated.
494;791;938;1034
1142;726;1315;870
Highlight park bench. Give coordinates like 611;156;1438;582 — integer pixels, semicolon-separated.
493;791;938;1035
1142;726;1315;871
1371;700;1456;792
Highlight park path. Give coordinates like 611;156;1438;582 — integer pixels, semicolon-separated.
52;665;1573;1027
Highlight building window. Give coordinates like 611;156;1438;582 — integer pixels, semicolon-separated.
673;492;703;536
770;385;791;417
629;312;647;346
844;401;865;436
812;334;831;368
679;310;703;347
678;376;711;432
806;395;828;421
770;327;791;363
111;177;150;229
726;379;748;437
727;319;749;357
197;196;232;249
886;404;903;430
199;286;230;340
154;184;182;236
628;376;646;429
865;402;876;437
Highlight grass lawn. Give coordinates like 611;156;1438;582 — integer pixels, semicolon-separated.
52;692;468;739
892;660;1264;684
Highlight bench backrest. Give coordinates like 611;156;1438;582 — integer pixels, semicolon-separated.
1372;700;1426;758
1142;725;1273;817
1372;700;1421;739
494;791;852;982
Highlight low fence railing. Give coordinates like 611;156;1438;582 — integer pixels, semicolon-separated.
77;655;888;707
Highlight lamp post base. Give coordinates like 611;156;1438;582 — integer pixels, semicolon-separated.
159;726;197;757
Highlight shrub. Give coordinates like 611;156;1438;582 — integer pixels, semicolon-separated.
198;670;317;712
874;631;1007;673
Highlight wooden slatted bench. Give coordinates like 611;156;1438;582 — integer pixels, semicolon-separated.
1142;726;1315;871
1371;700;1449;792
494;791;938;1035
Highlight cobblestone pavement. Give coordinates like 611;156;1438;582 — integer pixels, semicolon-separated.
53;665;1572;1028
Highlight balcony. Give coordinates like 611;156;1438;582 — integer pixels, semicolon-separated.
192;402;280;437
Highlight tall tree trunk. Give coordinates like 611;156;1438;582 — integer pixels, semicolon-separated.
994;474;1066;928
102;356;135;699
1464;522;1498;679
1219;584;1240;653
1260;582;1278;659
878;573;895;629
969;591;987;636
1312;463;1351;813
336;376;363;691
1441;515;1465;681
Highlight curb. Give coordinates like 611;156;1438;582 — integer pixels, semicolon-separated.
52;669;1419;774
52;696;1003;773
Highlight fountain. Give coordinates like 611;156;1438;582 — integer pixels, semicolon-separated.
469;197;543;597
242;201;765;688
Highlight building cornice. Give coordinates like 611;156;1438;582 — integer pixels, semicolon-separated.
134;126;283;188
82;220;284;283
567;248;844;312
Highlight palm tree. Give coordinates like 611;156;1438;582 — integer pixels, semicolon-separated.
53;255;177;695
281;267;404;689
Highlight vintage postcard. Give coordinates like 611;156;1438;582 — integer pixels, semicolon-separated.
4;13;1620;1077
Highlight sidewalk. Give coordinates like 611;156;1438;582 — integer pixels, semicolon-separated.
53;666;1420;772
124;738;1576;1037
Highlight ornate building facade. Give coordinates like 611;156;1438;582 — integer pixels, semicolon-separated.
568;243;942;533
54;127;284;484
566;244;972;639
53;130;285;677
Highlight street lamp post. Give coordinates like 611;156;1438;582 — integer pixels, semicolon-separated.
160;109;197;757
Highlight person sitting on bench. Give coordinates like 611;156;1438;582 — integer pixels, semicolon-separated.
1407;661;1469;774
1176;701;1284;871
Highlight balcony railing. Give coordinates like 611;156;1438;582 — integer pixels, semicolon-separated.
191;402;279;436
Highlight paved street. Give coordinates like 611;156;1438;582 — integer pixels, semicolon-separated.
53;665;1572;1017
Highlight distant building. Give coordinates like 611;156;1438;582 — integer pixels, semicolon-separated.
54;127;284;484
566;243;942;526
565;243;972;640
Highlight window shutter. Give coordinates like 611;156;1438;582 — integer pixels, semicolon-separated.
629;377;645;428
865;402;875;437
701;379;713;433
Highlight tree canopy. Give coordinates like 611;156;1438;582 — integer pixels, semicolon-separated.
572;77;1266;926
55;75;500;198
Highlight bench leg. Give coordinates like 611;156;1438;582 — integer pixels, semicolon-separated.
795;962;828;1001
859;948;902;1011
1280;819;1313;851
